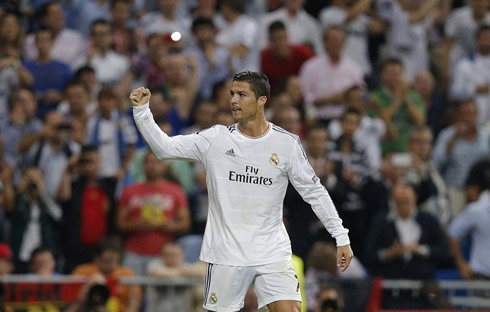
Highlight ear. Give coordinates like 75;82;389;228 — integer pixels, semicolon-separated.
257;96;267;108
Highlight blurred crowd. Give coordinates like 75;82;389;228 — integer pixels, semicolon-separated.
1;0;490;311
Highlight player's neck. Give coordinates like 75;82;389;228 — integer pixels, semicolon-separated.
238;117;269;137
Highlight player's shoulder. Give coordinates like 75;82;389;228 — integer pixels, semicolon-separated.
270;124;301;145
194;124;235;140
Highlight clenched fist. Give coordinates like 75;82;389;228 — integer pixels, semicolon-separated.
130;87;151;107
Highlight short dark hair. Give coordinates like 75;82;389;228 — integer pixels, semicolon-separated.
36;1;59;22
221;0;246;14
476;24;490;38
268;20;286;35
192;16;215;33
95;237;122;257
29;247;53;267
7;88;34;112
111;0;131;9
65;81;87;92
382;57;404;69
306;123;328;137
81;144;98;155
74;65;95;81
90;18;111;35
232;71;270;100
341;107;362;120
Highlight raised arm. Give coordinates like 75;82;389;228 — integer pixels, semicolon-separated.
130;88;212;162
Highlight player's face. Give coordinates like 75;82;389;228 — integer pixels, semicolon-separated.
230;81;260;122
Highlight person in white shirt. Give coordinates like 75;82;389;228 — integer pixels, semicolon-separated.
443;0;490;85
450;25;490;127
215;0;259;72
319;0;377;76
24;1;85;70
130;71;353;312
257;0;323;54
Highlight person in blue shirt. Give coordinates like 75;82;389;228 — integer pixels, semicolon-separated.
23;28;72;119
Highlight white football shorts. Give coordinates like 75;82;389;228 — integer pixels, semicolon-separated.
202;260;302;312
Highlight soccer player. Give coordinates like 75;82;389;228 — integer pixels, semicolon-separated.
130;71;353;312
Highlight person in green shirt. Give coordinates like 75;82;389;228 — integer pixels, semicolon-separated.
129;118;195;196
370;58;426;155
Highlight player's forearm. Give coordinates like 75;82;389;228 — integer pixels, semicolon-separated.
132;104;178;159
306;185;350;246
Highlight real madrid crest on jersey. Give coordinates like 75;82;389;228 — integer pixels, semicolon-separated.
210;293;218;304
269;153;279;166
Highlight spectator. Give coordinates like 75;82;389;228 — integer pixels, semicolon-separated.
319;0;379;77
24;1;85;69
299;26;364;124
0;14;33;115
305;241;366;311
432;99;489;217
73;0;111;38
118;151;190;275
328;85;388;171
450;25;490;127
134;33;168;90
448;186;490;279
260;20;313;95
443;0;490;86
1;88;43;169
10;168;61;273
370;58;426;154
129;118;195;196
376;0;439;81
215;0;259;72
465;155;490;203
365;184;450;279
57;145;112;273
57;81;94;126
312;284;345;312
146;241;206;312
192;0;219;21
327;108;372;257
181;100;217;134
23;28;71;118
162;54;199;126
0;153;14;242
187;17;231;99
111;0;143;64
212;78;232;111
73;65;100;112
140;0;191;40
0;13;24;59
72;238;141;312
28;246;57;275
0;243;13;276
77;19;132;96
20;111;81;198
258;0;322;54
86;86;137;183
406;126;451;226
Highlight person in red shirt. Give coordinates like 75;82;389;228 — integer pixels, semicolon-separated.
117;151;190;275
260;20;314;95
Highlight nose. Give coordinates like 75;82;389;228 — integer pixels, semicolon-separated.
231;93;239;104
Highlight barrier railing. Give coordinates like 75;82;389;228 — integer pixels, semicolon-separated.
2;275;489;311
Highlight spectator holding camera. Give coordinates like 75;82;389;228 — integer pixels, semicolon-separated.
19;111;80;198
9;168;61;273
72;238;141;312
57;145;112;273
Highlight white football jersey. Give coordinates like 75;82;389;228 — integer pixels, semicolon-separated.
134;104;350;266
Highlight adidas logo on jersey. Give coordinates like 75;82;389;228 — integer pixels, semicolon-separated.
225;149;236;157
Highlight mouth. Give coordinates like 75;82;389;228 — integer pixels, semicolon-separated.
231;107;241;113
